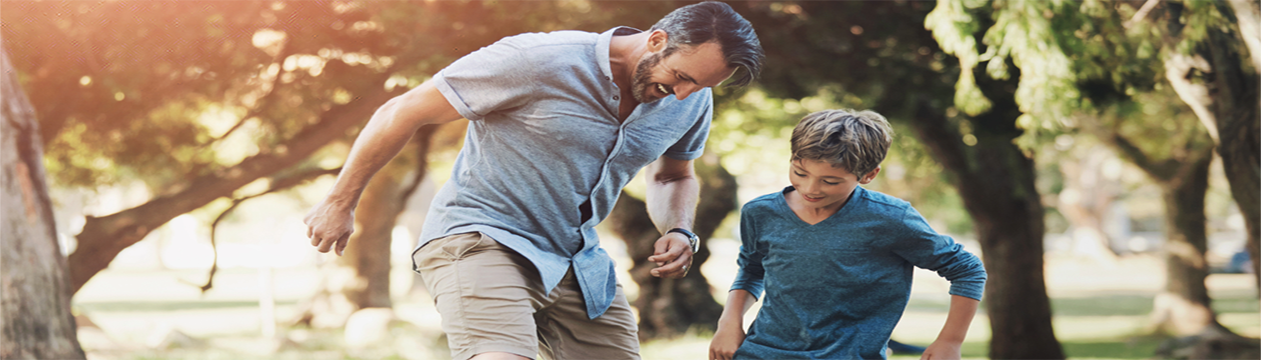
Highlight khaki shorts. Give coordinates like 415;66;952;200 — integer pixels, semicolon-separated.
414;232;640;360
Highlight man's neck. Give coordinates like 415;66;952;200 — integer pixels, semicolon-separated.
608;31;650;96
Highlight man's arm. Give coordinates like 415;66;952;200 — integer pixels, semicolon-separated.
305;80;462;255
643;155;699;278
920;295;980;360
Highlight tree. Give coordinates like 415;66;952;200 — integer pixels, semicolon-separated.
1;0;597;298
948;0;1255;336
1;48;85;360
6;0;746;336
1088;90;1221;336
1152;0;1260;291
742;1;1065;357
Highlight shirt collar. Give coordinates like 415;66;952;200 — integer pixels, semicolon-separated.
597;26;643;85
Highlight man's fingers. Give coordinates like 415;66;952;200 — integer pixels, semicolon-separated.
653;235;671;255
650;257;691;278
336;233;349;256
317;236;333;253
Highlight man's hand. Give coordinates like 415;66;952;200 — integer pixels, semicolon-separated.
920;340;962;360
647;232;693;278
304;199;356;256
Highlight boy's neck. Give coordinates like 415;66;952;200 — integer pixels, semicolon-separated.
786;189;854;225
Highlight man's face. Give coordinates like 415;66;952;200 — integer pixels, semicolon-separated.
631;41;736;103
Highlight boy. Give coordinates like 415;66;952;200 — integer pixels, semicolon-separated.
708;109;987;360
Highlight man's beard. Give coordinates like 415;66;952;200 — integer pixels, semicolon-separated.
630;52;664;103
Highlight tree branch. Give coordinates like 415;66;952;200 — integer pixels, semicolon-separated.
205;39;294;147
1229;0;1261;71
68;65;407;292
1124;0;1163;29
188;166;342;293
1164;53;1221;143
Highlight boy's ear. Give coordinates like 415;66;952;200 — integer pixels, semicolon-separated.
859;166;880;184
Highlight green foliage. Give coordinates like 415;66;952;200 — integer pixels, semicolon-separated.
928;0;1085;130
925;0;992;116
1;1;643;192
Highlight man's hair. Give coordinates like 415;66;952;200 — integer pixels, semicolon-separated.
649;1;764;87
790;109;893;178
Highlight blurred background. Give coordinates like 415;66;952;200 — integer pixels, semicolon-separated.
2;1;1258;359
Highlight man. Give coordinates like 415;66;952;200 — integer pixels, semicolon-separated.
304;2;763;359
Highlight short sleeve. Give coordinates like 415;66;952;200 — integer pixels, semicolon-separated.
662;91;712;161
432;37;538;121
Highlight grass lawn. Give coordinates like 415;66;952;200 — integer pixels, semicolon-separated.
73;251;1258;360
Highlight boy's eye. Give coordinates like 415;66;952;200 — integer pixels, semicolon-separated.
793;171;806;177
823;180;840;185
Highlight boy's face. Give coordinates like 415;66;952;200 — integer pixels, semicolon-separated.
789;159;878;211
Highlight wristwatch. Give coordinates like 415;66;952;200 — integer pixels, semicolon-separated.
667;228;700;254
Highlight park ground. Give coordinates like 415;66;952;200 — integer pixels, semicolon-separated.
73;237;1259;360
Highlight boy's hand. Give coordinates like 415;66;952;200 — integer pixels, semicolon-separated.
305;199;356;256
647;232;693;278
920;340;962;360
708;323;745;360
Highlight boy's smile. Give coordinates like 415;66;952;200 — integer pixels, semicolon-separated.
787;159;878;215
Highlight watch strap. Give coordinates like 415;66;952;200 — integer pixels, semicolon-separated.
667;228;700;253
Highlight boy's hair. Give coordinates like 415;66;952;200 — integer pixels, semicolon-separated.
650;1;764;88
790;109;893;177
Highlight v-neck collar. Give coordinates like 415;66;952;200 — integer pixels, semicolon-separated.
777;185;864;226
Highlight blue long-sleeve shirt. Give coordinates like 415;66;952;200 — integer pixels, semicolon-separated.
730;186;987;359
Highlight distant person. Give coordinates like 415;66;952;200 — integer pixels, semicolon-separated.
708;109;987;360
303;2;763;359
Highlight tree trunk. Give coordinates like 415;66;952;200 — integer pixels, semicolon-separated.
1;49;85;360
1149;151;1222;335
1164;13;1261;297
66;73;403;294
342;126;435;309
605;151;734;340
1225;0;1261;296
1096;82;1225;336
904;65;1065;359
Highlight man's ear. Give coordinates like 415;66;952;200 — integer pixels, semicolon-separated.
859;166;880;184
647;29;668;53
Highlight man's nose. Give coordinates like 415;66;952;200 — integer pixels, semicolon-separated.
674;83;699;100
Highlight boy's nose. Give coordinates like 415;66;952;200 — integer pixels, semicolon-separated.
800;182;817;194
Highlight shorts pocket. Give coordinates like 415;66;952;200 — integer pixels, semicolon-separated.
440;232;490;260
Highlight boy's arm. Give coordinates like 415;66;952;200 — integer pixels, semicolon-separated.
305;81;462;255
710;289;757;360
921;295;980;360
644;156;700;279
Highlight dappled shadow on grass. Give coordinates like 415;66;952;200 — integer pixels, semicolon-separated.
1051;294;1155;316
76;300;301;312
890;338;1162;360
1061;336;1163;359
1048;291;1259;317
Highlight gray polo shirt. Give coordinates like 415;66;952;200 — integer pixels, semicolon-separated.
417;27;713;319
